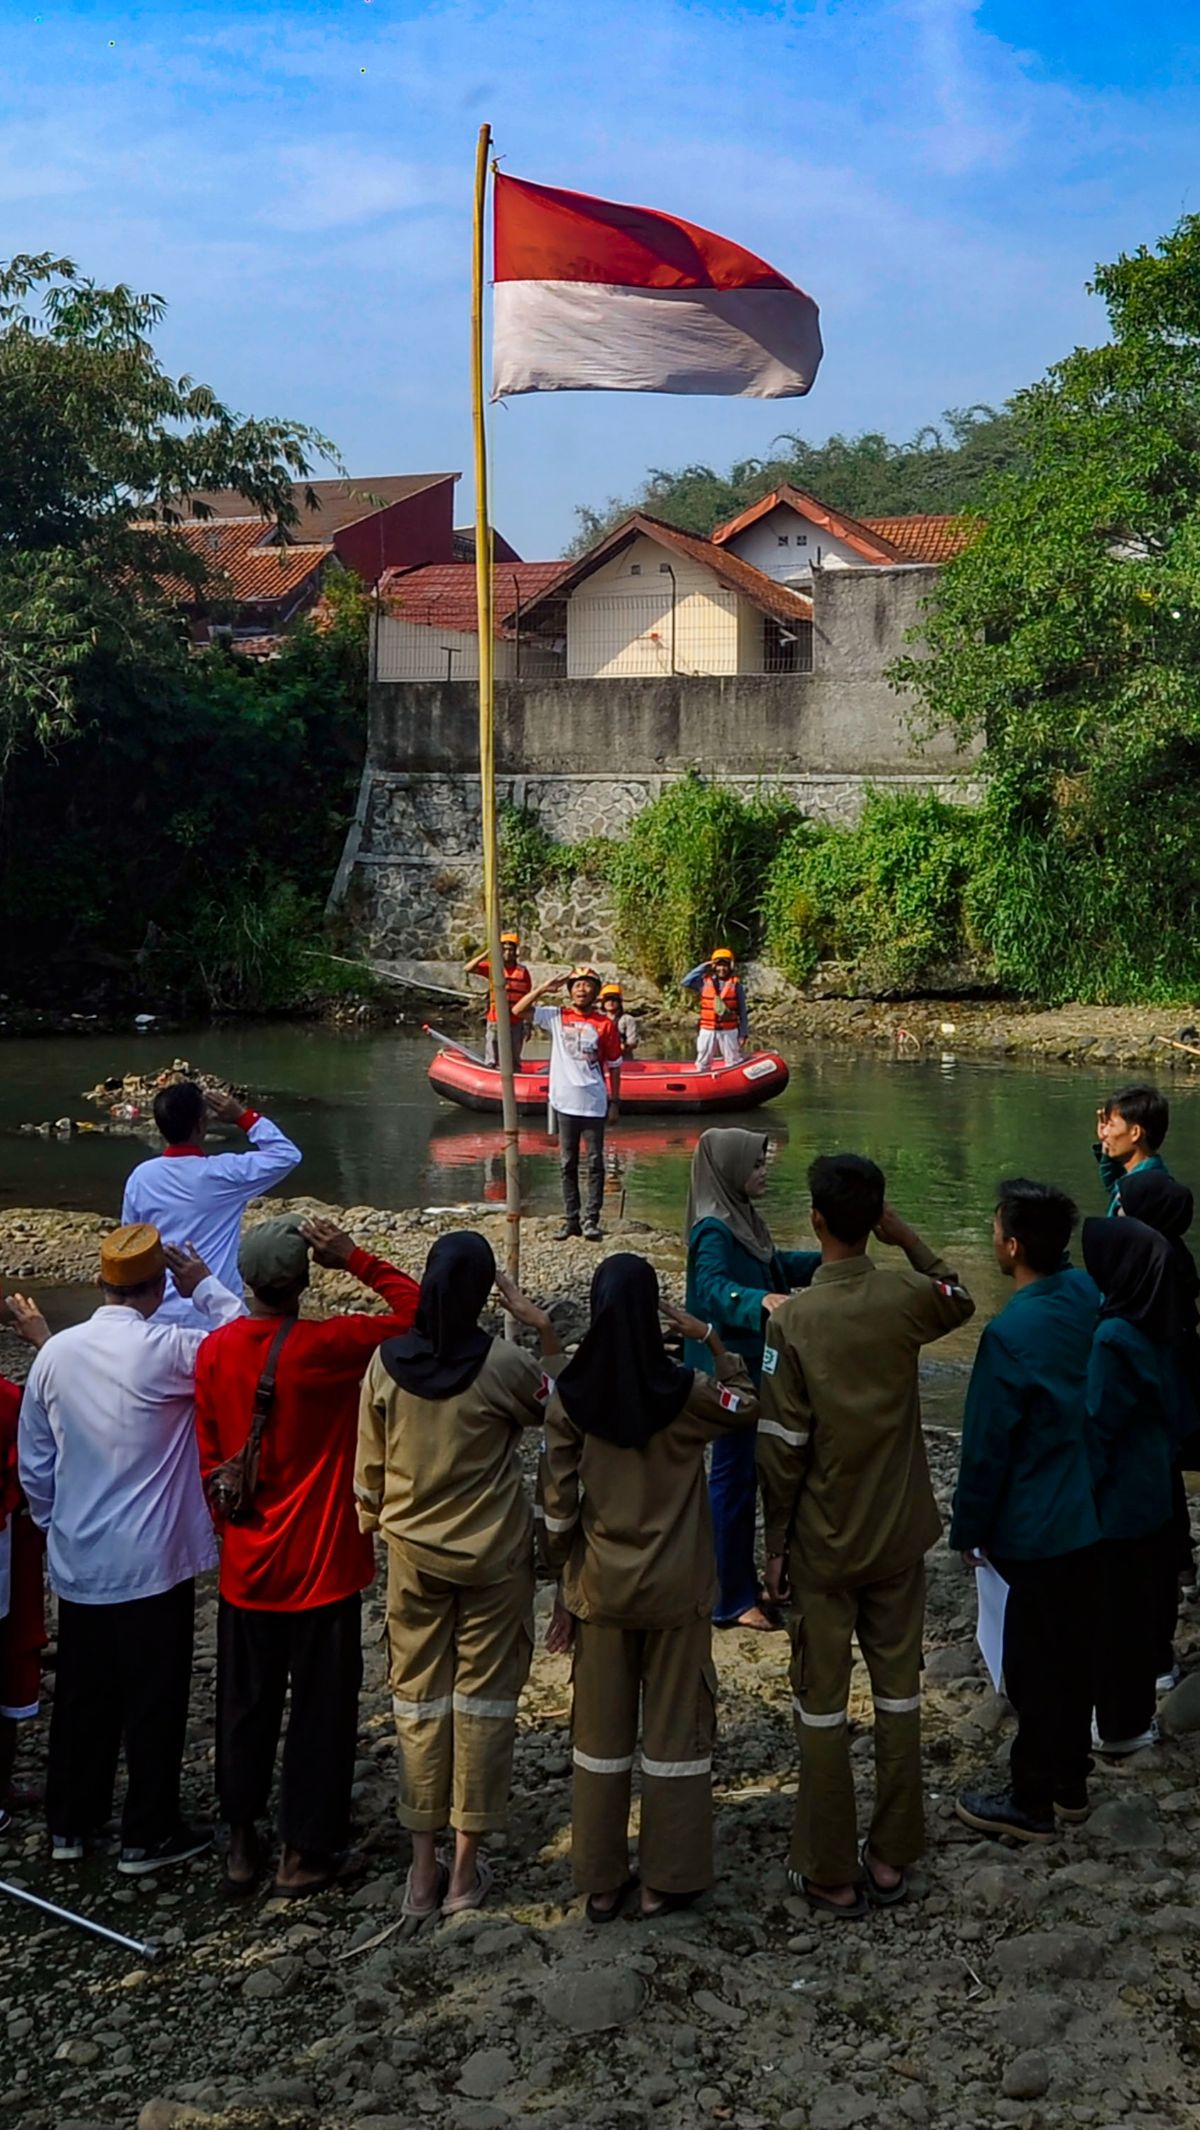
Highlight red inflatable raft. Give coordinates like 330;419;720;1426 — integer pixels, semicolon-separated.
425;1037;790;1117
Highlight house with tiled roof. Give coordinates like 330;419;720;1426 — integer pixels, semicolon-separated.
142;517;335;652
711;483;977;585
375;562;570;680
190;473;461;585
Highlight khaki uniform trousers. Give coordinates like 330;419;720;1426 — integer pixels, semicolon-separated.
789;1558;926;1887
385;1542;534;1834
570;1614;716;1896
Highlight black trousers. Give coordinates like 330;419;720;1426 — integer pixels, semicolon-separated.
216;1591;363;1859
558;1111;606;1227
46;1580;195;1847
1095;1525;1173;1743
994;1547;1099;1818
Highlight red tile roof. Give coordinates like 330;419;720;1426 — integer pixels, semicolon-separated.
380;562;570;636
711;485;904;564
187;473;458;541
860;513;978;564
516;514;814;629
143;518;332;606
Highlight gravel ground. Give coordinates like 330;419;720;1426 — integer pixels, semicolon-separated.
3;1205;1200;2130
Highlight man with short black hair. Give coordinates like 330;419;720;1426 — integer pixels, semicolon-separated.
952;1180;1102;1843
758;1154;973;1918
18;1224;241;1872
1095;1083;1171;1212
122;1078;301;1322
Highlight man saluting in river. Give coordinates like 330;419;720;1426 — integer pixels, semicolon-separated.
513;968;622;1243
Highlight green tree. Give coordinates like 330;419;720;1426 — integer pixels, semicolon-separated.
897;214;1200;1003
0;252;335;762
568;405;1022;551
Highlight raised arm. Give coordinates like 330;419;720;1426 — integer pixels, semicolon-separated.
536;1398;583;1574
873;1207;975;1341
204;1090;301;1195
512;971;570;1021
301;1218;419;1325
464;950;489;981
681;962;709;996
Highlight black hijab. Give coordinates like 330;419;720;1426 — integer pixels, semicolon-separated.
556;1252;693;1451
1081;1216;1184;1346
1117;1168;1200;1302
380;1231;495;1399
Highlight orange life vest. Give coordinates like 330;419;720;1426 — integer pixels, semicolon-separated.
698;974;741;1030
485;962;533;1022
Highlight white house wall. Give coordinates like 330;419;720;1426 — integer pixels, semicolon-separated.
375;616;516;682
567;533;739;677
724;503;874;583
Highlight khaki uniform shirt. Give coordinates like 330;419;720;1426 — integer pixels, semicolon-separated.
538;1355;758;1629
356;1339;550;1586
758;1242;974;1592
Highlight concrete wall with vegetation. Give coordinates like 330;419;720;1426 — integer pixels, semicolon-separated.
332;565;978;969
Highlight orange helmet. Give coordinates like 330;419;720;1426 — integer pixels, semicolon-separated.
500;930;520;946
710;946;734;964
568;965;601;987
598;983;623;1001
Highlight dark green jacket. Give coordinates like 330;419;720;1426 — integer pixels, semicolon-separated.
685;1218;819;1387
1094;1145;1167;1214
1086;1317;1175;1541
949;1268;1102;1562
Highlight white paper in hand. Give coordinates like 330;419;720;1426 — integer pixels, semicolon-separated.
975;1562;1008;1693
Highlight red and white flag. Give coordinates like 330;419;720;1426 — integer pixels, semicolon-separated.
492;174;822;402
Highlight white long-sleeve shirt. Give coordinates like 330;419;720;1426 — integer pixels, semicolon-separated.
121;1110;301;1325
18;1278;242;1605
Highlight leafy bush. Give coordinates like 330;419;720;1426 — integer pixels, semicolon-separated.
762;790;983;992
606;773;796;984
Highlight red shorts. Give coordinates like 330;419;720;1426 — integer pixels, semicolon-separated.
1;1516;46;1721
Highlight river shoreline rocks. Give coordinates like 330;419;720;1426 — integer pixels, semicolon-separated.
3;1205;1200;2130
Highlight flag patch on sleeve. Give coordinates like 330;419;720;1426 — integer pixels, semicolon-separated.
536;1372;555;1403
762;1345;779;1375
934;1280;965;1298
718;1386;741;1411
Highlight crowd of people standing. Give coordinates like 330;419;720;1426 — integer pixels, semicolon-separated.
0;1066;1194;1922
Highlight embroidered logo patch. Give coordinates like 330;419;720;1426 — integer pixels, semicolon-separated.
536;1373;553;1403
718;1386;741;1411
934;1280;964;1298
762;1345;779;1375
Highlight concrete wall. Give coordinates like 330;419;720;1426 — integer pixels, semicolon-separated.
332;564;977;969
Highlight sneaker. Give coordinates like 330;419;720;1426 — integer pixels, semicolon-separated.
553;1222;582;1243
50;1831;86;1861
581;1223;603;1242
1053;1793;1092;1825
117;1824;214;1876
1156;1666;1181;1694
1091;1717;1160;1758
954;1789;1054;1843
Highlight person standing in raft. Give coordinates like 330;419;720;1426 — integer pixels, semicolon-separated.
512;967;622;1242
357;1234;561;1920
684;1129;819;1633
682;949;747;1071
598;983;639;1059
1081;1215;1178;1759
538;1254;758;1922
758;1158;974;1919
465;931;533;1071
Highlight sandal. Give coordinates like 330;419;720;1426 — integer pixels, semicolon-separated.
860;1841;907;1907
442;1854;496;1916
274;1847;363;1902
222;1831;267;1900
716;1607;784;1634
788;1868;868;1921
640;1888;703;1919
401;1859;449;1920
585;1873;639;1925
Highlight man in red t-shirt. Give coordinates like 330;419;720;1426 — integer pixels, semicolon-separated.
465;930;533;1070
195;1214;418;1898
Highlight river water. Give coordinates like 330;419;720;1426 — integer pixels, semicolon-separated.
7;1019;1200;1369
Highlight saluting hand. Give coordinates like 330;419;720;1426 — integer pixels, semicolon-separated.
5;1293;51;1350
163;1242;213;1297
205;1086;246;1126
661;1299;710;1344
300;1217;356;1268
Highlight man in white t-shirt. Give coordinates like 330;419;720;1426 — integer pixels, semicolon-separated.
514;967;622;1241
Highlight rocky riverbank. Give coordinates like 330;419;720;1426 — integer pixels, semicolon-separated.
4;1204;1200;2130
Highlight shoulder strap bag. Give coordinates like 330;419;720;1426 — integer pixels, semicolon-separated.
204;1317;297;1525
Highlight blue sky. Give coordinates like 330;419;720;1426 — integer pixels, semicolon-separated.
3;0;1198;554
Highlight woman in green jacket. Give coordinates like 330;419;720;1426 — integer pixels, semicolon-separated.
684;1128;819;1630
1082;1216;1178;1757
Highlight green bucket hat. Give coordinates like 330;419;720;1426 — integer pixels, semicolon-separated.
238;1215;309;1291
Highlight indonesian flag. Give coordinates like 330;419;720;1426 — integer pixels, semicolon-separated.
492;173;822;402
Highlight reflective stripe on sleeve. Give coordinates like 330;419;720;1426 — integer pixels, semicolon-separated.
758;1418;809;1448
874;1693;921;1714
792;1698;847;1728
572;1747;636;1775
533;1505;578;1533
452;1692;519;1720
641;1753;712;1779
392;1694;453;1721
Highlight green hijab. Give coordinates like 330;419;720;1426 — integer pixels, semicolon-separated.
684;1127;775;1264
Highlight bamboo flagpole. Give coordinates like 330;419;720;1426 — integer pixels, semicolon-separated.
471;123;522;1293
